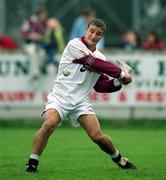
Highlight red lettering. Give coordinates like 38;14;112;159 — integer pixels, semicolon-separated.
102;93;109;101
119;91;127;102
147;92;153;102
135;91;166;103
0;91;35;102
28;92;35;101
90;92;110;102
0;92;4;101
90;92;98;101
136;91;144;101
18;91;25;101
8;93;15;102
156;92;163;102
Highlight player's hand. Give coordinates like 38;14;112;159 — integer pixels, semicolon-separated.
119;71;132;85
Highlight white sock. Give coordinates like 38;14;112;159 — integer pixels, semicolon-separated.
30;154;40;161
111;150;119;158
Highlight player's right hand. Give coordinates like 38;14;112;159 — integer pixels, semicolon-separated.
119;71;132;85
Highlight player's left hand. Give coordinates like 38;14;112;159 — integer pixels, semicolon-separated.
119;71;132;85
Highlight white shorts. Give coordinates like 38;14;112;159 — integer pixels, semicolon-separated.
43;93;96;127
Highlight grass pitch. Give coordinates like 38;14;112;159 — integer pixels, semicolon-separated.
0;120;166;180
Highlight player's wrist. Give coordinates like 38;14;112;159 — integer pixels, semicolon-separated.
119;70;125;78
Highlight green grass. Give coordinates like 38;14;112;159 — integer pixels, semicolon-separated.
0;120;166;180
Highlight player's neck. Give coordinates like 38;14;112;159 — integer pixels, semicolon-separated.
88;45;96;52
80;36;96;52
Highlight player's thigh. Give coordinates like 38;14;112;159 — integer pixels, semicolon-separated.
78;114;102;137
43;108;61;128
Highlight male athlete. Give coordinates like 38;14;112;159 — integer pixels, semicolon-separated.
26;18;136;172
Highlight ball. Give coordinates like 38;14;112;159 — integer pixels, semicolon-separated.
63;68;71;76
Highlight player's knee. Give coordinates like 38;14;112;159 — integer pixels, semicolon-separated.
42;109;60;135
90;131;104;144
42;121;56;135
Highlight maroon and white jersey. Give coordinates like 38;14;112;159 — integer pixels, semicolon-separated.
48;38;105;106
20;15;47;42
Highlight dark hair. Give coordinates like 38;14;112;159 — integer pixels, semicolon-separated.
36;8;48;16
83;8;96;17
148;30;160;43
88;18;106;33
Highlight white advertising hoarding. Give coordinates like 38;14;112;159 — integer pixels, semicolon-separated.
0;52;166;108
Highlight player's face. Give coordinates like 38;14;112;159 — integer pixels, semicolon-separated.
85;24;104;47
